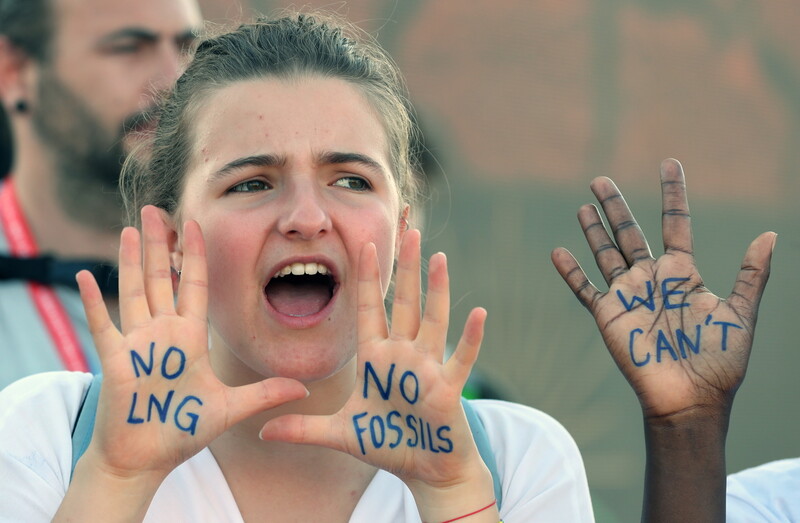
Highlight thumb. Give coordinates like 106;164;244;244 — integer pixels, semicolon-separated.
260;413;347;453
225;378;309;427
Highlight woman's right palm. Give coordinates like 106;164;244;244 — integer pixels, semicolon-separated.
76;206;307;478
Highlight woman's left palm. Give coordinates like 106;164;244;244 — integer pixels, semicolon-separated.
260;229;488;487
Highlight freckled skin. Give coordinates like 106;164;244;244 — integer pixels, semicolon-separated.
177;76;401;384
67;21;495;523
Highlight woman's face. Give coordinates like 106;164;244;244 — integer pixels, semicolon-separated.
176;76;403;382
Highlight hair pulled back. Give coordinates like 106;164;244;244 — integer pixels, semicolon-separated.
122;12;420;228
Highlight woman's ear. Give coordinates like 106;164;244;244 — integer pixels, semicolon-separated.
153;207;183;293
396;205;410;254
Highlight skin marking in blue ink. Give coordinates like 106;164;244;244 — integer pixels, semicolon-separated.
387;411;402;448
127;392;145;424
131;342;156;378
436;426;453;453
425;422;440;453
656;330;679;362
174;395;203;435
161;346;187;379
353;362;452;454
617;281;655;311
131;343;187;380
126;344;201;433
406;415;419;448
352;412;369;455
629;328;650;367
399;370;419;405
148;390;176;423
676;325;701;358
662;277;691;309
369;415;386;449
364;361;394;400
713;321;743;351
626;316;744;369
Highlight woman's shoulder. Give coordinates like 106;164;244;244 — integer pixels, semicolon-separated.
466;398;586;477
0;371;94;518
0;370;93;413
467;399;594;521
0;371;93;451
468;399;579;449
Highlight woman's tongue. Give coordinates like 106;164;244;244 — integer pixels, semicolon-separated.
266;279;330;317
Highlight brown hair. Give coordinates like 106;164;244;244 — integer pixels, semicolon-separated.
0;0;54;62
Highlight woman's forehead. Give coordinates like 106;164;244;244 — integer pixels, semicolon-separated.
186;76;392;174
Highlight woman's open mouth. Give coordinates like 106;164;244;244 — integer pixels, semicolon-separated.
265;262;336;318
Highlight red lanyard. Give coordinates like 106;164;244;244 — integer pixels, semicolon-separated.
0;179;90;372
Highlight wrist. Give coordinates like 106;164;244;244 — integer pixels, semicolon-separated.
644;405;731;451
641;405;729;522
406;459;499;523
54;450;168;522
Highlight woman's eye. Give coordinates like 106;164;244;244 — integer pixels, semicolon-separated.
332;176;371;191
228;179;270;193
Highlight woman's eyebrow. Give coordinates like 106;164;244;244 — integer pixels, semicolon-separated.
208;154;285;182
207;152;385;183
318;152;386;176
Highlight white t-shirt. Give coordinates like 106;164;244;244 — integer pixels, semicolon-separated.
0;372;594;522
727;457;800;522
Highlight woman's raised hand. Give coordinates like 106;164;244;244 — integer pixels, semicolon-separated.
74;206;308;480
260;229;496;519
551;159;776;420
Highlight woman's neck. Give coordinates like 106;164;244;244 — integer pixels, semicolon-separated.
209;430;377;521
206;329;377;517
207;328;358;447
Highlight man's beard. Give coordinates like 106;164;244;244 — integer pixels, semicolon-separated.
32;69;152;231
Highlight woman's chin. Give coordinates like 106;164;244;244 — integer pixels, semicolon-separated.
270;353;356;386
210;326;357;385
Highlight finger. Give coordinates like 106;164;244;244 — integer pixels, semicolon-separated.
225;377;309;428
390;229;422;340
416;252;450;360
590;176;654;266
259;414;343;452
551;247;602;312
727;231;777;316
141;206;176;316
357;242;389;345
76;270;122;359
175;220;208;323
660;158;693;256
118;226;151;333
445;307;487;386
577;204;628;284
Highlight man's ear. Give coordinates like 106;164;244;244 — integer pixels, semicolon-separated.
395;205;410;254
0;37;34;112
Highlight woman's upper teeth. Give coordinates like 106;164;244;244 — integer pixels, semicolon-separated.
274;262;330;278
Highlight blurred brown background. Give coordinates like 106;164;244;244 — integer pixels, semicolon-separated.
27;0;798;520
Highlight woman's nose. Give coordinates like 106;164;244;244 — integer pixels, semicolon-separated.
277;185;332;240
